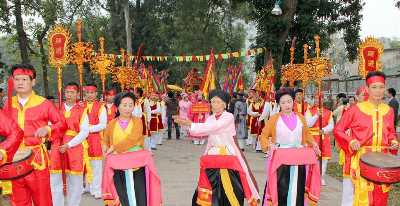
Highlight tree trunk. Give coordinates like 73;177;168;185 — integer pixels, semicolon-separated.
14;0;30;63
273;0;298;87
124;0;132;55
37;26;50;97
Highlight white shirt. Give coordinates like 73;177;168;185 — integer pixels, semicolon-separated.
305;109;334;134
88;104;107;133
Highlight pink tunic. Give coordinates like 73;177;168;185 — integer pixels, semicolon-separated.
189;111;260;201
178;100;192;120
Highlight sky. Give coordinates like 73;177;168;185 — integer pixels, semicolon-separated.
361;0;400;38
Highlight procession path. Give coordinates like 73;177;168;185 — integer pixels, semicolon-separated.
82;137;342;206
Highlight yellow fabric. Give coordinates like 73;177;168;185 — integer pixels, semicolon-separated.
219;147;240;206
0;181;12;195
64;110;71;118
338;149;345;165
82;140;93;183
0;149;7;165
357;101;389;152
112;120;134;147
12;92;45;149
65;130;78;136
351;147;373;206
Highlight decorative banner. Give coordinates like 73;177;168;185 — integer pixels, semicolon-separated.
92;47;266;63
48;25;70;68
358;37;384;79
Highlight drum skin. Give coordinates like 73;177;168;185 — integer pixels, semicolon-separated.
360;152;400;184
0;150;34;180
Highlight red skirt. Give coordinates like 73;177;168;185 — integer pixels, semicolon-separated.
49;135;84;174
157;114;164;130
149;116;159;133
313;134;332;159
87;133;103;159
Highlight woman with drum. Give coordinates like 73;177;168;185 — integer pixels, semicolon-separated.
259;87;322;206
101;92;162;206
334;71;399;206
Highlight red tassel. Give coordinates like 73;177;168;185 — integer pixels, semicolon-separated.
192;55;197;62
218;53;223;61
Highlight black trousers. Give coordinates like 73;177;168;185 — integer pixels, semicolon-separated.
167;114;180;139
113;167;147;206
262;165;306;206
192;168;244;206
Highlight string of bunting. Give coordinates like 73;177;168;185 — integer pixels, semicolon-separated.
93;47;266;62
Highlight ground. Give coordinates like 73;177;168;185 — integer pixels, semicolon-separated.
81;137;342;206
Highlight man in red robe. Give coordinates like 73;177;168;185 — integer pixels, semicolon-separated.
0;110;24;197
105;88;117;122
3;64;67;206
293;88;308;115
188;91;209;145
305;93;334;186
83;84;107;198
334;71;399;206
49;82;89;206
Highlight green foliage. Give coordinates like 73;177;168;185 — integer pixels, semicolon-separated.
0;0;249;94
245;0;363;87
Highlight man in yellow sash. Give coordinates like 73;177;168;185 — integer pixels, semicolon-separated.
50;82;89;206
334;71;399;206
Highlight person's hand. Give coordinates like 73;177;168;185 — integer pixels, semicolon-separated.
106;146;114;155
59;144;69;153
34;127;49;138
312;142;321;156
390;141;399;150
350;140;361;151
174;117;192;126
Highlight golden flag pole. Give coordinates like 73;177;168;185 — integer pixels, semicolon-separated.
48;24;70;195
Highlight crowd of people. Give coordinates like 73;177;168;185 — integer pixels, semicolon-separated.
0;63;399;206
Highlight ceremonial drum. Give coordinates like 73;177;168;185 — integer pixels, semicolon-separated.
0;149;34;180
360;152;400;184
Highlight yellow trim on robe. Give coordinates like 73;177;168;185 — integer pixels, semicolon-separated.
12;92;46;149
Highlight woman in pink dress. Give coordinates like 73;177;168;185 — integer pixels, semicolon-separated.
179;93;192;138
175;90;260;206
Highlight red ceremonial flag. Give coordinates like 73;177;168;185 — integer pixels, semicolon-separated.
200;49;216;99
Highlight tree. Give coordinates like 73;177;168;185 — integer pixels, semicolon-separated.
244;0;363;86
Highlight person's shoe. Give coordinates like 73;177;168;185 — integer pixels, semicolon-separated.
94;194;102;199
151;147;157;150
256;150;262;153
176;137;180;140
167;137;171;140
321;178;326;186
241;148;245;152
